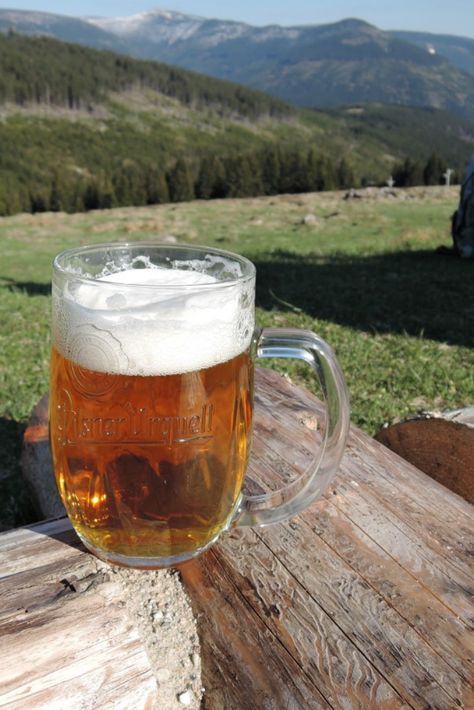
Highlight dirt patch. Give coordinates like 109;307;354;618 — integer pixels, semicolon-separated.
113;566;203;709
399;227;434;243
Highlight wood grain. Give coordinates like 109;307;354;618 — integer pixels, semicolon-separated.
0;518;157;709
181;368;474;710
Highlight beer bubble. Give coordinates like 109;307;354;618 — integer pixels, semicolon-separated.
106;293;127;309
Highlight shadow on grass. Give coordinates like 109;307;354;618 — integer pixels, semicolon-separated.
254;248;474;348
0;278;51;296
0;417;38;531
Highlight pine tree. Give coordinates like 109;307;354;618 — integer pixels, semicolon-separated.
195;157;216;200
145;168;169;205
423;152;447;186
210;157;227;198
261;146;281;195
306;149;320;193
167;159;195;202
337;158;355;189
246;153;264;196
113;161;147;206
49;175;62;212
98;175;117;209
223;155;257;198
30;189;49;213
393;157;423;187
83;180;100;210
313;156;337;192
279;150;308;194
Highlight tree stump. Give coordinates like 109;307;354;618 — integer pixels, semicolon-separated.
374;408;474;503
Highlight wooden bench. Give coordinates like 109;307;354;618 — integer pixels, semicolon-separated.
1;369;473;708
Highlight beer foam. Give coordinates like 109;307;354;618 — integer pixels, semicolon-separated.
54;266;254;376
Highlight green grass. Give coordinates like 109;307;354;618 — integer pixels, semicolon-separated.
1;185;473;529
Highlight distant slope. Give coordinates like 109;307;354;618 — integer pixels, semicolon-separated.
330;104;474;170
1;9;474;119
390;30;474;76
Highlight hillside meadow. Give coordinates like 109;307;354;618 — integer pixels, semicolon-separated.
1;185;473;529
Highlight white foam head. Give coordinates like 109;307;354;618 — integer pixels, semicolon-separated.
53;264;255;376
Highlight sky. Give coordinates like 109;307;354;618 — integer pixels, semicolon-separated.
1;1;474;38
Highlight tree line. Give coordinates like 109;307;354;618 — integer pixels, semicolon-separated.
391;152;459;187
0;143;459;217
0;146;356;216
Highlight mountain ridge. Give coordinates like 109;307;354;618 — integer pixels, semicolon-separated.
1;8;474;119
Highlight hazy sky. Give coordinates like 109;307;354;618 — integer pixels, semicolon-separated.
2;1;474;38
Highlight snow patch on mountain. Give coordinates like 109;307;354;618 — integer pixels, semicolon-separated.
251;26;302;43
88;9;204;40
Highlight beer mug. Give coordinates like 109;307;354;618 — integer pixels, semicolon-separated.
50;243;349;568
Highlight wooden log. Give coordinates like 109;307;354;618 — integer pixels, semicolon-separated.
13;369;474;709
374;408;474;503
0;518;158;709
181;369;474;710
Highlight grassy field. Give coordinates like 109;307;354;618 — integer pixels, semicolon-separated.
1;185;473;529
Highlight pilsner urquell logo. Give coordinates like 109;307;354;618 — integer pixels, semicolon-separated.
56;390;214;446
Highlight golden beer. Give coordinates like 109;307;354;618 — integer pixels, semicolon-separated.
50;346;253;565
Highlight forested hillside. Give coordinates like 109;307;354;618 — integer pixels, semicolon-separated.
0;33;473;216
0;32;290;118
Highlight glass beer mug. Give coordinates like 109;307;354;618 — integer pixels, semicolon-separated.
50;243;349;568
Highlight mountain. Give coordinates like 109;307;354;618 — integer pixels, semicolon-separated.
0;8;125;49
1;8;474;120
0;32;473;218
86;13;474;119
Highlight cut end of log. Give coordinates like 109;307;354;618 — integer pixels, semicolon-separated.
21;393;65;519
23;423;48;444
375;411;474;504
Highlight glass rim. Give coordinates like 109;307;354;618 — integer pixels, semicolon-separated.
53;241;256;289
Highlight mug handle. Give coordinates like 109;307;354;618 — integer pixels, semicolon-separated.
234;328;350;527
